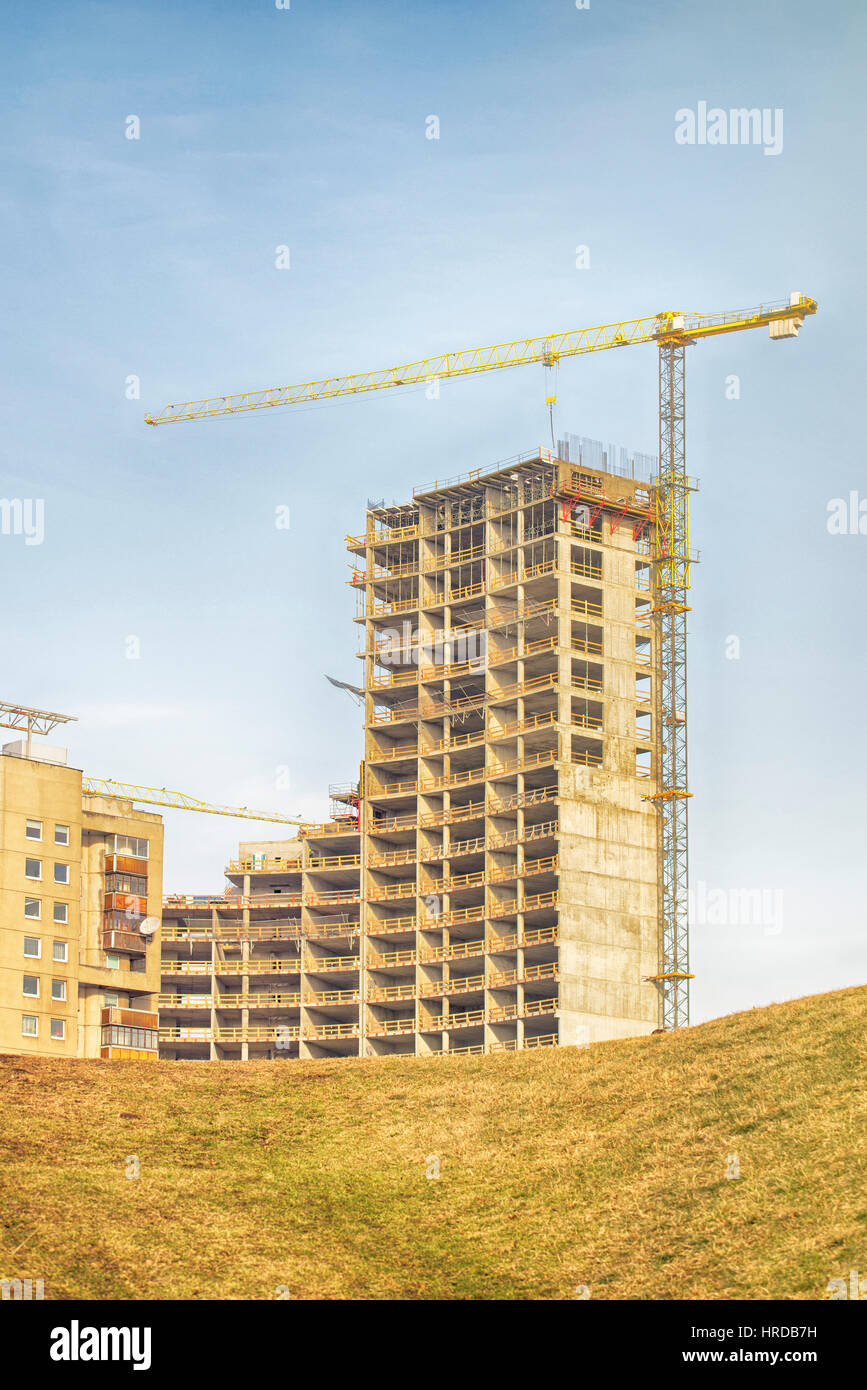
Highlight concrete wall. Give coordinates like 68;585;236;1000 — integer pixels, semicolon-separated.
0;755;83;1057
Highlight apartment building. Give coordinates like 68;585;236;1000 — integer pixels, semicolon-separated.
160;440;663;1059
0;738;163;1059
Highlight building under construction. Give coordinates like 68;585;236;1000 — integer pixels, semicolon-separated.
160;437;669;1059
151;294;818;1058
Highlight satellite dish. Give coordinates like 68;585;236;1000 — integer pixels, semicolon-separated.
139;916;159;937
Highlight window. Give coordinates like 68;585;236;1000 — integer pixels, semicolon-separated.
25;858;42;880
25;819;42;841
107;834;149;859
53;902;68;924
52;941;69;963
105;953;120;970
105;991;120;1008
21;1015;38;1037
24;898;41;919
105;872;148;895
54;824;69;846
101;1024;157;1051
50;1019;65;1041
53;863;69;885
22;975;39;998
23;937;41;958
51;979;67;1002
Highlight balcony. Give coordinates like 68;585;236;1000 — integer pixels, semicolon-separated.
102;928;148;956
101;1007;159;1053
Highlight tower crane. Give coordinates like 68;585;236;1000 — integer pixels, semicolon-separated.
144;293;818;1029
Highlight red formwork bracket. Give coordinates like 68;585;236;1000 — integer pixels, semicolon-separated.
609;499;631;534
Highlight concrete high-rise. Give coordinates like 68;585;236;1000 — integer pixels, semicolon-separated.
160;441;663;1058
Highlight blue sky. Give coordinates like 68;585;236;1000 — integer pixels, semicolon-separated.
1;0;864;1023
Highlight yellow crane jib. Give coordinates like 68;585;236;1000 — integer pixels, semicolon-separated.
82;778;302;825
143;296;817;426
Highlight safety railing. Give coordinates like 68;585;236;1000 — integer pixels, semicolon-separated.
418;938;486;964
303;955;360;973
162;897;303;915
217;992;301;1008
305;989;359;1005
487;634;558;667
489;889;559;919
523;997;558;1017
365;742;418;764
225;856;302;874
572;714;603;733
298;821;361;838
366;880;417;901
304;1023;359;1040
418;973;485;998
367;946;417;968
367;982;416;1003
419;904;486;931
413;447;557;497
215;960;302;976
306;853;362;869
488;855;559;883
365;914;417;935
571;559;603;581
160;960;212;975
424;1008;484;1031
346;521;421;548
366;1017;415;1037
217;1025;299;1042
162;922;303;943
570;748;603;769
158;994;212;1008
490;924;560;950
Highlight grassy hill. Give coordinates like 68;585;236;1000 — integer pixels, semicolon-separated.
1;985;865;1300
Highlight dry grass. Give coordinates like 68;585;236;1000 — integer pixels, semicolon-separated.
1;984;865;1300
